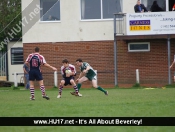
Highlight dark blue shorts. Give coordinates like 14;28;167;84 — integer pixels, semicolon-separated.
29;70;43;81
62;76;74;86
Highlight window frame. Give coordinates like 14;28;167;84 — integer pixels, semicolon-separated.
80;0;123;21
40;0;61;22
128;42;150;52
11;47;24;65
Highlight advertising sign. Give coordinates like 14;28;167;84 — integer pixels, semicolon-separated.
126;12;175;35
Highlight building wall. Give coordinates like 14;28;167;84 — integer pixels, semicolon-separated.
24;39;175;88
23;41;115;87
117;39;175;87
22;0;174;88
22;0;137;43
8;42;23;83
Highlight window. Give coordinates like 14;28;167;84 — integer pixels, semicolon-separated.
11;48;23;65
81;0;123;20
142;0;166;11
128;42;150;52
40;0;60;21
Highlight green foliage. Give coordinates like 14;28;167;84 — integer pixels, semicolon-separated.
133;83;140;87
0;0;21;50
12;86;19;90
164;84;175;88
52;86;58;89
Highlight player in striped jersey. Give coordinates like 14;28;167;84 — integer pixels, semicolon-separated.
25;47;57;100
73;58;108;95
57;59;82;98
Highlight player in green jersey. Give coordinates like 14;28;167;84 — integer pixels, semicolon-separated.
71;58;108;96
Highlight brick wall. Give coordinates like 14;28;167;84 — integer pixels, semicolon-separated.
117;39;175;87
24;38;175;88
23;41;115;88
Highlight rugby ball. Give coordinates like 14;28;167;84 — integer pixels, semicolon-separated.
65;70;72;74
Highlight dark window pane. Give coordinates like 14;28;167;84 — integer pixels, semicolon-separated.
40;0;60;21
103;0;122;19
81;0;101;19
130;44;148;50
142;0;166;11
11;48;23;65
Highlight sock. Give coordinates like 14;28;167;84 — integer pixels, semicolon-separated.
73;85;79;94
40;85;45;96
30;87;35;98
59;85;63;95
77;83;82;91
97;86;106;93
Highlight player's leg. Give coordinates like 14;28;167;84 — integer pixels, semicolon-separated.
77;76;88;91
29;70;35;100
29;81;35;100
91;76;108;95
38;80;49;100
70;79;82;97
37;72;50;100
57;80;65;98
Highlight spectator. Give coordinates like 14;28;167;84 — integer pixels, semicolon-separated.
23;63;30;89
134;0;148;13
172;3;175;11
47;15;59;21
150;1;164;12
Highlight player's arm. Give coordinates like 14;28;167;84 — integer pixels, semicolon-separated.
42;56;57;71
60;66;66;78
71;65;76;76
83;65;90;73
76;72;84;82
170;60;175;69
44;63;57;71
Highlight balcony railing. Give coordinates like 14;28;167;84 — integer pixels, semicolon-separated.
114;13;126;35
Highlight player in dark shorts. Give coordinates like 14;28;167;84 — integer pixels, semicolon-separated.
57;59;82;98
74;58;108;95
25;47;57;100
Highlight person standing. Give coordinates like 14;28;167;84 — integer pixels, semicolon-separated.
150;1;164;12
57;59;82;98
75;58;108;96
23;63;30;89
25;47;57;100
172;3;175;11
170;58;175;82
134;0;148;13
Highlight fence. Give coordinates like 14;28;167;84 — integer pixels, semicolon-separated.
0;52;7;79
114;13;126;35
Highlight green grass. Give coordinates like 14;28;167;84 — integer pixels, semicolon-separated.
0;87;175;132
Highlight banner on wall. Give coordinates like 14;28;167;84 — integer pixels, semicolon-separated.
126;12;175;35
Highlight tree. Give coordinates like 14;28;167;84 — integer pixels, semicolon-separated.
0;0;21;51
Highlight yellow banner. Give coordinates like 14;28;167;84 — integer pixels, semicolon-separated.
130;26;151;31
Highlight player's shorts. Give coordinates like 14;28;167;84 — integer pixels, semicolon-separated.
62;76;74;86
29;70;43;81
86;73;97;81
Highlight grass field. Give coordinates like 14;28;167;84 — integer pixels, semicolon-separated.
0;87;175;132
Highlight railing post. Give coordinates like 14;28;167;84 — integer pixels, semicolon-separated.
136;69;140;84
54;71;58;87
114;14;118;86
14;72;18;87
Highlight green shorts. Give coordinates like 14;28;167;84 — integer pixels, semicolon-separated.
86;73;97;81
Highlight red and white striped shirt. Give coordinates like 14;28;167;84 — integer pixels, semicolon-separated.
61;64;76;76
26;53;46;71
